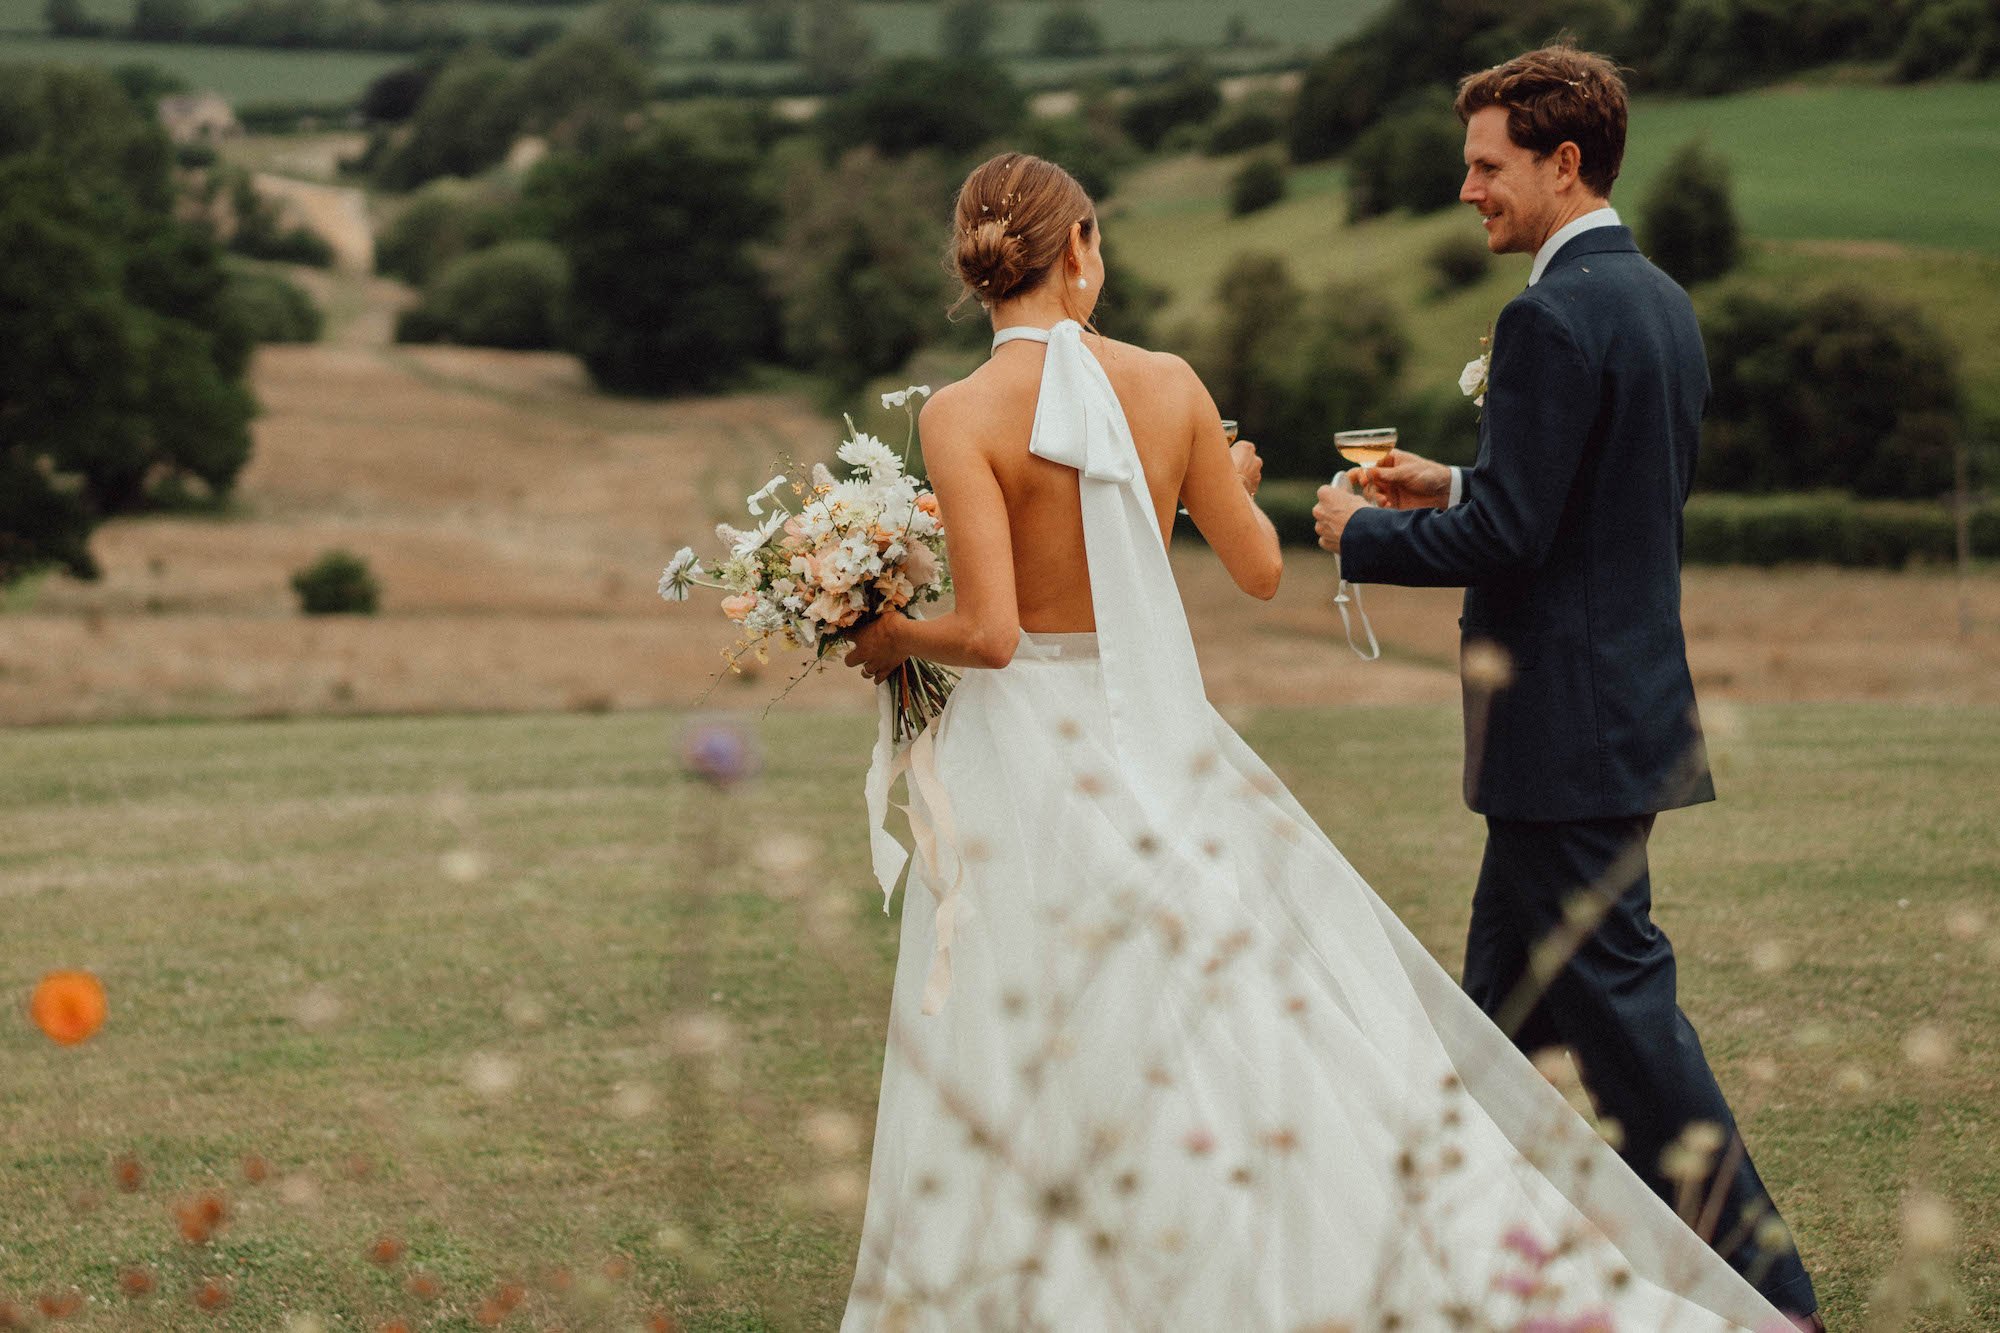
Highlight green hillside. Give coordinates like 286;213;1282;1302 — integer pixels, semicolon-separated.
1112;80;2000;427
0;0;1389;102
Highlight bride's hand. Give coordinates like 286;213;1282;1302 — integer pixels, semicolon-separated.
1229;440;1264;497
843;612;911;684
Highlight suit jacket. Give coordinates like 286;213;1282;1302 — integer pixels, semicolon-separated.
1341;226;1714;821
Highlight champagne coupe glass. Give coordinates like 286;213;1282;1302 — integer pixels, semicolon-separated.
1328;427;1391;662
1221;418;1240;447
1333;426;1397;501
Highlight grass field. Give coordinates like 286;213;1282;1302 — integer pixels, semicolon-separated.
1112;80;2000;427
2;702;1994;1328
0;0;1384;102
0;32;402;102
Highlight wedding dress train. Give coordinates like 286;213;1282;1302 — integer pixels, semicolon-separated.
842;322;1791;1332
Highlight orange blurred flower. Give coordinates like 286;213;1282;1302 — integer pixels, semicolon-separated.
174;1191;231;1245
29;971;106;1046
241;1154;271;1185
0;1299;29;1329
405;1271;443;1301
647;1313;679;1333
35;1288;83;1319
600;1255;632;1282
112;1153;146;1193
191;1277;230;1312
368;1234;406;1267
378;1321;412;1333
118;1267;157;1298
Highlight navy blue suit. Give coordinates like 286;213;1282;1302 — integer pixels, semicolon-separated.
1343;227;1816;1317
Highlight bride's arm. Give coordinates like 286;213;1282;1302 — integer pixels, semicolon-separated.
843;390;1020;680
1176;366;1282;600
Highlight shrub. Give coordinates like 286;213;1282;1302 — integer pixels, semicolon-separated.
1181;252;1407;480
292;550;380;615
375;179;520;288
534;125;776;395
1895;0;1991;80
1119;60;1222;153
1016;106;1136;202
761;147;953;392
1227;151;1287;217
937;0;998;60
1035;2;1103;58
227;268;324;343
1203;95;1283;156
1346;93;1463;222
395;240;566;350
1426;231;1490;293
1699;285;1965;498
360;62;436;124
818;56;1024;159
1640;139;1740;288
1217;486;2000;563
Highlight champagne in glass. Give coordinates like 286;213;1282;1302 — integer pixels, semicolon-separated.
1334;427;1397;469
1334;427;1396;503
1220;418;1240;446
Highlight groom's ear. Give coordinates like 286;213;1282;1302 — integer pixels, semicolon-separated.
1551;140;1585;191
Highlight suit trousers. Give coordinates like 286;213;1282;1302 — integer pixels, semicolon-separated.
1465;815;1818;1317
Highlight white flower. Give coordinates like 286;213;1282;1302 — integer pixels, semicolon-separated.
732;510;786;559
1459;355;1488;398
837;432;901;479
880;384;932;409
745;475;789;517
658;547;702;602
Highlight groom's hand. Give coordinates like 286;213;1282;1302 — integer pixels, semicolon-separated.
1365;450;1453;510
1313;482;1367;553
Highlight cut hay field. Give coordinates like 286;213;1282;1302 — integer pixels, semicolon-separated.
3;256;1998;729
1113;80;2000;422
2;701;1995;1328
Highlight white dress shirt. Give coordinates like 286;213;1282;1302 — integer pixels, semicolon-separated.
1447;207;1622;507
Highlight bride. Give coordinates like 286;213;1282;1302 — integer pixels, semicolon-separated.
835;152;1794;1333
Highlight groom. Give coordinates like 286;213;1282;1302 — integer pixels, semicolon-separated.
1312;44;1821;1328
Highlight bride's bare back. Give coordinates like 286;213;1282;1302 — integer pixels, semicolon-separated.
840;151;1281;681
926;331;1279;635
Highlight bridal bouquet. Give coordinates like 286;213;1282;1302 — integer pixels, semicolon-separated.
658;386;956;743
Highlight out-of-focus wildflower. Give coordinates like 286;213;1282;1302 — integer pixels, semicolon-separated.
465;1052;521;1097
241;1154;271;1185
35;1288;83;1319
119;1267;157;1298
368;1234;406;1267
113;1153;146;1193
682;720;758;787
405;1271;443;1301
441;848;486;883
1903;1023;1954;1070
174;1191;230;1244
192;1276;230;1312
29;971;107;1045
1901;1190;1958;1256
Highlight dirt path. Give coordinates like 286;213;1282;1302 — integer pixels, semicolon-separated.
256;173;375;274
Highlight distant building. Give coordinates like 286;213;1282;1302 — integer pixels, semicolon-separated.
158;93;242;146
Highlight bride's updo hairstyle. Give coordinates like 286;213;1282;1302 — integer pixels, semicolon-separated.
950;152;1095;310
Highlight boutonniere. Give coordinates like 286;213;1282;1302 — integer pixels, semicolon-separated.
1458;327;1492;409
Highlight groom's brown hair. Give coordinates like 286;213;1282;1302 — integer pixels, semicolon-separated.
1455;42;1628;198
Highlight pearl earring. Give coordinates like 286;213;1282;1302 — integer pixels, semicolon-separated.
1077;278;1088;290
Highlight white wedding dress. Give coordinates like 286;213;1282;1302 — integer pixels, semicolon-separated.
843;322;1790;1333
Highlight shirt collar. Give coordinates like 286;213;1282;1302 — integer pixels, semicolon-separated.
1529;207;1621;286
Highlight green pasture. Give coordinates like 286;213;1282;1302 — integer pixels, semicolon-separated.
2;702;1994;1328
0;0;1385;102
0;32;401;102
1113;80;2000;426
